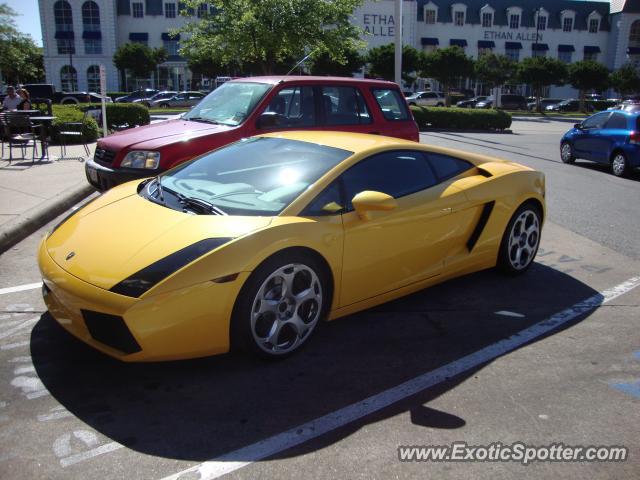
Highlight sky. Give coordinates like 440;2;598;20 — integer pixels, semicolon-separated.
5;0;42;46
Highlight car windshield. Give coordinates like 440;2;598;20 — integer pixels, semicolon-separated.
147;137;352;216
183;82;272;126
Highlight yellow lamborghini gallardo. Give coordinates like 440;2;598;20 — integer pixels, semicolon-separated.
38;131;545;361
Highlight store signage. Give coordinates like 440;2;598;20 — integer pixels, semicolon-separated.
362;14;396;37
484;31;543;42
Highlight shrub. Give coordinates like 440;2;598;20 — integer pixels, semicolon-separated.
103;103;150;129
50;105;99;143
411;106;512;130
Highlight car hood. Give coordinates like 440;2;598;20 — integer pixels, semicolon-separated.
98;119;233;150
45;183;272;290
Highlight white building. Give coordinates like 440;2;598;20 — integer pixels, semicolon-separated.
39;0;640;95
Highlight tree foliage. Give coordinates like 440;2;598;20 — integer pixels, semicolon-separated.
420;47;474;106
113;43;167;78
0;3;45;84
310;47;364;76
517;56;567;110
609;63;639;97
567;60;610;111
179;0;365;75
365;43;422;84
474;54;516;89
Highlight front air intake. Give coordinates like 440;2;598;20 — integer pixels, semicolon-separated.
81;310;142;354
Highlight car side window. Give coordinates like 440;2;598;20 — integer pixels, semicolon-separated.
582;112;610;129
264;86;316;127
604;112;628;130
425;152;473;182
320;86;372;125
301;181;344;216
341;151;437;210
371;88;410;121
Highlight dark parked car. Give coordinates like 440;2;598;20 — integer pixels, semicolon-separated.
475;94;527;110
560;110;640;177
456;96;487;108
546;99;595;112
527;98;563;111
115;89;158;103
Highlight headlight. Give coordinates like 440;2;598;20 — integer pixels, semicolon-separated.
121;151;160;169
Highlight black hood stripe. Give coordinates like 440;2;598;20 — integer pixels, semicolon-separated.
110;237;232;297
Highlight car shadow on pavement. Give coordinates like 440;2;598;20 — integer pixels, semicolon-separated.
31;263;598;462
571;161;640;181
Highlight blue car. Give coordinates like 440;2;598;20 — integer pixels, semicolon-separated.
560;110;640;177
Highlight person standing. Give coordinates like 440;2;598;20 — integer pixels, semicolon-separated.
2;86;21;110
17;88;31;110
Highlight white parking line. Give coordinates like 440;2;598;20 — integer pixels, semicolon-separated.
0;283;42;295
0;318;39;340
160;275;640;480
59;442;123;468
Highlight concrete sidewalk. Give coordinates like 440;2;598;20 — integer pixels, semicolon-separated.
0;142;96;253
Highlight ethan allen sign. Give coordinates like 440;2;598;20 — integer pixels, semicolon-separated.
484;31;543;42
362;14;396;36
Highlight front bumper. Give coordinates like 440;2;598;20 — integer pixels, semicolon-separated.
85;157;156;192
38;238;250;361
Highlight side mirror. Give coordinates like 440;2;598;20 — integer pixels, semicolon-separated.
352;190;397;220
256;112;283;129
574;123;583;129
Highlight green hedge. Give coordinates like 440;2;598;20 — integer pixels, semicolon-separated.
411;106;512;130
102;103;150;129
50;105;99;143
590;100;617;111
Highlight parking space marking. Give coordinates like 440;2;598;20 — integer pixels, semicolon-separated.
0;318;39;341
38;406;73;422
494;311;525;318
160;275;640;480
0;283;42;295
1;340;30;350
53;430;123;468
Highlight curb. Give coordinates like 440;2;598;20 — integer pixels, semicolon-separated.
0;183;96;254
420;128;513;134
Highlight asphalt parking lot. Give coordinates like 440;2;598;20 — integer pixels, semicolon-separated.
1;118;639;479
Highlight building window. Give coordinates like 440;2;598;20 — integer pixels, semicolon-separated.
588;18;599;33
197;2;208;18
423;45;438;53
60;65;77;91
425;9;436;24
630;20;640;46
87;65;100;92
482;12;492;28
584;52;598;61
454;11;464;26
563;17;573;32
509;14;519;29
165;2;176;18
558;51;572;63
82;1;100;31
132;2;144;18
84;39;102;54
163;40;179;56
505;49;519;62
56;39;75;55
478;47;492;56
537;16;546;31
54;0;73;32
532;49;546;58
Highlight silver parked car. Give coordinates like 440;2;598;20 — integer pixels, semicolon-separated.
132;90;177;107
406;91;446;107
150;91;206;108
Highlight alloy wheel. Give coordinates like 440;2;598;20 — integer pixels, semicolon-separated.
507;209;540;271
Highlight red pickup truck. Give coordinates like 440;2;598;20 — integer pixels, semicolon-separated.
86;76;419;191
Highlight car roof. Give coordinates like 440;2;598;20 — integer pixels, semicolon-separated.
259;130;416;153
230;75;399;88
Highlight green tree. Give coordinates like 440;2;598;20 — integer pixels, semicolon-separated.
179;0;365;75
113;43;167;89
365;43;422;85
517;57;567;111
420;47;474;106
0;3;45;85
474;53;517;109
609;63;640;97
310;47;364;76
567;61;610;112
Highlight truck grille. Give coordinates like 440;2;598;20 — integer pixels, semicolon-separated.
94;148;116;164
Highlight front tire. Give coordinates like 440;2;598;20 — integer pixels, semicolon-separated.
560;142;575;164
497;203;542;275
611;151;629;177
231;252;328;359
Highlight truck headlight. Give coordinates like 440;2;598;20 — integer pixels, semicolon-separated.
121;151;160;169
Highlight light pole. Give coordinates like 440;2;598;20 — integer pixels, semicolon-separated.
534;8;542;111
394;0;403;87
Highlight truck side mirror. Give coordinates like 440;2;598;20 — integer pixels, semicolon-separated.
257;112;284;129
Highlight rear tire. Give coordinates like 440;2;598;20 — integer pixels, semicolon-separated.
611;151;629;177
231;251;329;359
560;142;575;164
497;203;542;275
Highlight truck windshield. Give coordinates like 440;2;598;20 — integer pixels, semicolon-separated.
183;82;272;126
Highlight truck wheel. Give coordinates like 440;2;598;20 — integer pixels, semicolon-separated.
61;98;79;105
